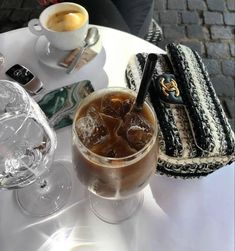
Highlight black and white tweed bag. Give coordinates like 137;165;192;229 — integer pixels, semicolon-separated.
126;43;235;178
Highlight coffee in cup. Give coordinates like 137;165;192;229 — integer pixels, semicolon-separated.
28;2;89;51
46;10;87;32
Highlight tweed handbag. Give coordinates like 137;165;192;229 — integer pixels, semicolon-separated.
126;43;235;178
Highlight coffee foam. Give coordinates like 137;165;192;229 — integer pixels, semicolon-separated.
47;10;86;32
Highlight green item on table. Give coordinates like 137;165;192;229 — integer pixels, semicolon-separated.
38;80;94;130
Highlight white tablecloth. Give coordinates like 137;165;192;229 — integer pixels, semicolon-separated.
0;26;234;251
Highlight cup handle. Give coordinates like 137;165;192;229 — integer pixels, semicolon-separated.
28;19;44;36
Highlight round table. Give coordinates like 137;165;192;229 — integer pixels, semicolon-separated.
0;26;234;251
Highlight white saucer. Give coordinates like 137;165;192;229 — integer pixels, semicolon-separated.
34;35;102;70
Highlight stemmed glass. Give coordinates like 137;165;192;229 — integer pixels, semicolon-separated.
0;80;71;217
72;54;158;224
72;87;158;224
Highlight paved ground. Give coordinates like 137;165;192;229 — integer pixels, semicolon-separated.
0;0;42;32
0;0;234;129
154;0;235;130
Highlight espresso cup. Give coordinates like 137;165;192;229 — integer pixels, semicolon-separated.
28;2;89;51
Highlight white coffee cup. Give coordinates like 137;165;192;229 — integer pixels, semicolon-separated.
28;2;89;51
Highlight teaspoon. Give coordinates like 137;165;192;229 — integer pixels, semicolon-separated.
66;27;100;74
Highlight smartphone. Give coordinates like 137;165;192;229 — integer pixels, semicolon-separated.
38;80;94;130
5;64;43;95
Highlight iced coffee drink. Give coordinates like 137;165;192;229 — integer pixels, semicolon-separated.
72;88;158;199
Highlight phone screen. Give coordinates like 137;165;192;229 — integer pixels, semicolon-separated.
6;64;34;86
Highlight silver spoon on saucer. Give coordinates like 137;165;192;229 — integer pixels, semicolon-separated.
66;27;100;74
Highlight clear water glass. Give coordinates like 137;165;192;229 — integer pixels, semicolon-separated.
0;80;71;217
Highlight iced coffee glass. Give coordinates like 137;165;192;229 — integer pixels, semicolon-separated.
72;87;158;223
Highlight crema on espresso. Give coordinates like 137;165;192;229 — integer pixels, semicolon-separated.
47;10;86;31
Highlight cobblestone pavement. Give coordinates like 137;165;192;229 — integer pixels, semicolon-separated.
154;0;235;130
0;0;43;32
0;0;234;129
